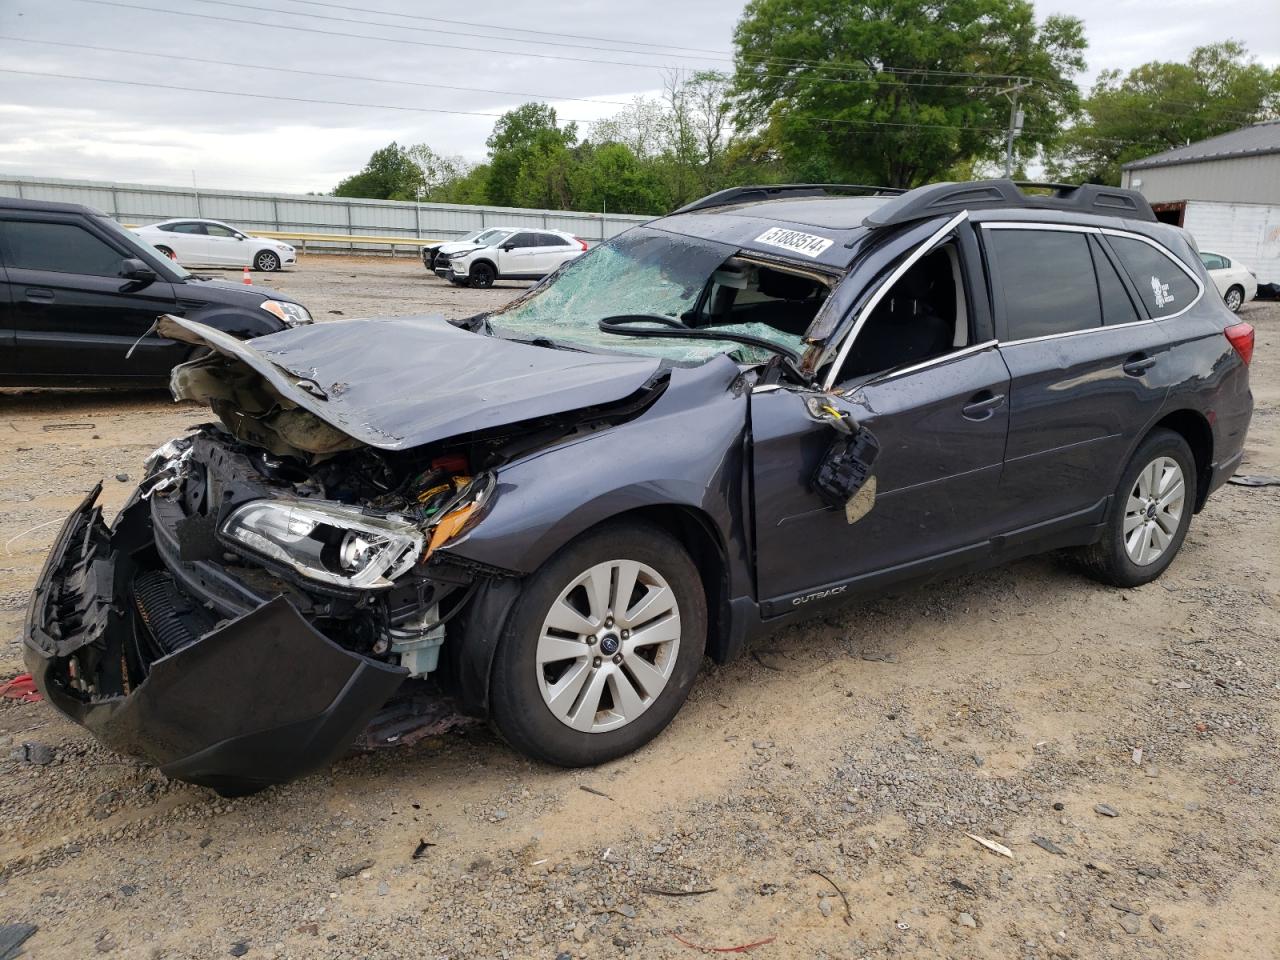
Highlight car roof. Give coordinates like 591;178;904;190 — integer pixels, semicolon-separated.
652;197;887;271
0;196;106;216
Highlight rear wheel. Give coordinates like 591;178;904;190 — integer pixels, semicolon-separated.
254;250;281;272
469;261;496;289
155;245;176;260
1224;285;1244;312
490;521;706;767
1073;428;1196;587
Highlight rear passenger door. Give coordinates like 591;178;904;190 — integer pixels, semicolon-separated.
535;232;579;273
982;222;1174;536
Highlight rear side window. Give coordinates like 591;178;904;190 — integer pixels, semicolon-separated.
0;220;124;277
205;224;238;238
1199;252;1228;270
170;222;206;234
1107;236;1199;318
986;228;1101;339
1089;237;1141;326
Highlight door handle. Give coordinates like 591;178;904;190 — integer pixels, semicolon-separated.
1123;355;1157;376
962;391;1006;420
24;287;54;302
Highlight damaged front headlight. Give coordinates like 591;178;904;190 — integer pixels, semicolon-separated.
221;499;424;589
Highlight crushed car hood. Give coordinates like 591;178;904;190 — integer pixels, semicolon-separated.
161;314;664;454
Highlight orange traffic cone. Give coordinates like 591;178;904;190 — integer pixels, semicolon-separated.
242;265;252;285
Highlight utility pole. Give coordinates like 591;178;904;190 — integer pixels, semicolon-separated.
999;80;1031;178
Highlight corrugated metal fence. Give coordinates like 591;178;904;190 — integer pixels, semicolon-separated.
0;175;652;252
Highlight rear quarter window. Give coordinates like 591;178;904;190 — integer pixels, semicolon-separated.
986;228;1102;340
1107;235;1200;318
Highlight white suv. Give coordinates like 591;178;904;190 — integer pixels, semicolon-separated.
438;228;587;288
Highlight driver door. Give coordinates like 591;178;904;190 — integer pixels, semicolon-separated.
749;218;1012;611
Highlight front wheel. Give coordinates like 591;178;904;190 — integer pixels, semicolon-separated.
1073;428;1196;587
1224;285;1244;312
254;250;281;272
490;521;706;767
468;261;496;289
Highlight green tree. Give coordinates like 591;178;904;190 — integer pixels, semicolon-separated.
1052;42;1280;185
730;0;1086;187
568;142;669;214
332;142;425;200
486;103;578;206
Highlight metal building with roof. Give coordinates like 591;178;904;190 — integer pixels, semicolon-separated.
1120;120;1280;206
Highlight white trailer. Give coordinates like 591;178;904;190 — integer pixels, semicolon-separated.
1153;199;1280;288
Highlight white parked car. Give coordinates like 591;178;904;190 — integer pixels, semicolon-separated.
134;219;296;272
1198;250;1257;312
436;228;587;288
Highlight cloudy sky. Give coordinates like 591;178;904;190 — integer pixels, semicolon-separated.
2;0;1277;194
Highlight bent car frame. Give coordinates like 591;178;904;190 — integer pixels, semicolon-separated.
25;180;1254;795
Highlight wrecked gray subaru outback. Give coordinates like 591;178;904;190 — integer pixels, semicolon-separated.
24;181;1253;795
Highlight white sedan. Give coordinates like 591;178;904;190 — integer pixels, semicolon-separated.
134;219;296;272
1198;250;1257;312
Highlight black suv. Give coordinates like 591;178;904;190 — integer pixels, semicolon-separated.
0;197;312;386
24;180;1254;795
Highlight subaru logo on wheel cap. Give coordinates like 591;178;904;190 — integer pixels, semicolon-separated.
599;634;620;655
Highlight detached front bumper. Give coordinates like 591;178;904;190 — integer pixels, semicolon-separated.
22;487;407;796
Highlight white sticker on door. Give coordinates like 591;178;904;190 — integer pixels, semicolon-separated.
753;227;834;258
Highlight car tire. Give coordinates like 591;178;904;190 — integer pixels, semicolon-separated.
469;261;496;289
1073;428;1197;588
490;520;706;767
155;245;176;260
1224;285;1245;312
254;250;281;272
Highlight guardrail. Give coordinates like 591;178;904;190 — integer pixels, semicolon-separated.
123;225;450;257
252;230;448;256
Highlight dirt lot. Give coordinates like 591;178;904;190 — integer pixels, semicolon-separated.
1;257;1277;960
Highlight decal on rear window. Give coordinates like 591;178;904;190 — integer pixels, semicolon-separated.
1149;275;1174;309
754;227;833;258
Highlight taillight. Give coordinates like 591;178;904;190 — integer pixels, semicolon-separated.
576;237;587;251
1225;322;1254;365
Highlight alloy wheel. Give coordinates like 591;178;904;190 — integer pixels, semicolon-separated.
1123;456;1186;566
256;252;279;272
1225;288;1243;312
535;559;681;733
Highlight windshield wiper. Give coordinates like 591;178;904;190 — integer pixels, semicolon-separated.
598;315;801;365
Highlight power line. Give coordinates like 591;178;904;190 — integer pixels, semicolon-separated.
66;0;1027;93
0;35;637;107
261;0;1045;86
3;65;1145;144
0;67;605;123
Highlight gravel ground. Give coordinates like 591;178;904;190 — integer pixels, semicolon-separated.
1;257;1277;959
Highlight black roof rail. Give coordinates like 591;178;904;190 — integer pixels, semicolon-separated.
671;183;906;215
862;178;1156;228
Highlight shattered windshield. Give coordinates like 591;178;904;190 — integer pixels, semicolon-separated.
487;226;821;364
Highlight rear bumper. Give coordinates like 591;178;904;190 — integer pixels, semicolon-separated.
22;487;406;796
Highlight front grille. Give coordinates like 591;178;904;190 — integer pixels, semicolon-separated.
132;569;217;660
